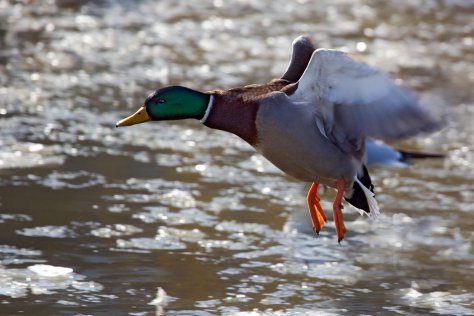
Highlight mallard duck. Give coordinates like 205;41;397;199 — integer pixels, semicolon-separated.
116;36;439;242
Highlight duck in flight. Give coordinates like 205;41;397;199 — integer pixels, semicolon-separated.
116;36;440;242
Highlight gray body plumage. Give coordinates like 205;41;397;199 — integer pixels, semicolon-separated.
255;92;360;196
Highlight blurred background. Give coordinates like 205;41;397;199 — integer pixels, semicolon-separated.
0;0;473;315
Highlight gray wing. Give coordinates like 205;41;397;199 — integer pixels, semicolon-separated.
291;49;441;152
281;36;316;82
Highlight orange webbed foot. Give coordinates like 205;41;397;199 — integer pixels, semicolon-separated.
333;179;347;243
307;182;327;234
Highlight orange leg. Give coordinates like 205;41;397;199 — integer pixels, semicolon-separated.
307;182;327;234
333;179;347;243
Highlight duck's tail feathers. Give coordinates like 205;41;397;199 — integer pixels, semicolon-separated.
399;149;444;162
345;165;380;219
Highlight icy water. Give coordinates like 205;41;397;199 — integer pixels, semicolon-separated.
0;0;473;315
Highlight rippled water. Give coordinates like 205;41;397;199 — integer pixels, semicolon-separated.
1;0;473;315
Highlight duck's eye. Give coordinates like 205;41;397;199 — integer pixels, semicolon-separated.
158;98;166;104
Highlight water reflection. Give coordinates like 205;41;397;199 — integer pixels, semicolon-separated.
0;0;473;315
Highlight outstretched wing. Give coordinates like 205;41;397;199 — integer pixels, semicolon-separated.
281;35;316;82
291;49;440;152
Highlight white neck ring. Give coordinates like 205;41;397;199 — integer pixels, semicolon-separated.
200;95;214;123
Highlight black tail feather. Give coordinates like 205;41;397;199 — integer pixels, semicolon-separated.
345;165;374;214
399;150;444;162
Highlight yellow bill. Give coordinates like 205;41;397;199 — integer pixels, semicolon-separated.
116;106;151;127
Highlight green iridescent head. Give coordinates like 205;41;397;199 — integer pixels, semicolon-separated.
116;86;211;127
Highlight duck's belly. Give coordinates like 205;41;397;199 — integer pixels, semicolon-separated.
255;100;357;187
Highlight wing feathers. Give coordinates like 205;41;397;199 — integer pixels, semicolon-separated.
292;49;440;149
